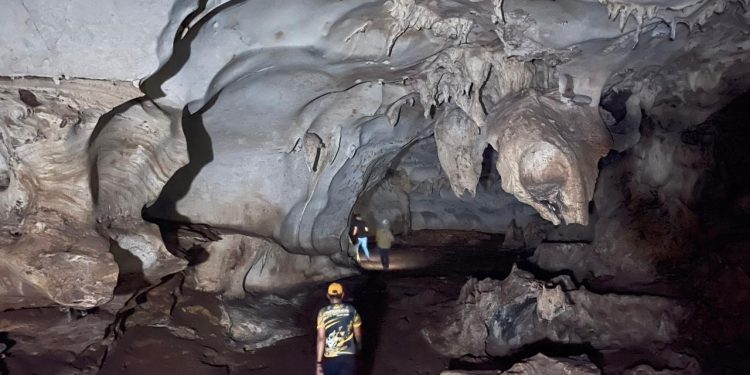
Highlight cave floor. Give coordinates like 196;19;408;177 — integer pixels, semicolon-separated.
94;245;519;375
97;275;470;375
2;238;519;375
3;236;750;375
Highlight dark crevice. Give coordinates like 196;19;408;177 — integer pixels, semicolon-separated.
448;341;604;371
105;275;179;341
145;90;219;222
140;0;212;98
478;144;500;190
0;332;13;375
142;90;221;261
600;89;631;124
312;146;322;172
515;258;682;298
477;64;492;115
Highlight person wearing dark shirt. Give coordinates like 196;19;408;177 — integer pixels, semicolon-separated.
350;214;371;260
316;282;362;375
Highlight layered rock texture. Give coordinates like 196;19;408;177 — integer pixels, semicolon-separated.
1;0;750;373
0;79;137;309
425;267;683;358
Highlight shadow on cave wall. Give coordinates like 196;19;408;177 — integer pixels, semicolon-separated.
679;90;750;374
87;0;216;187
142;93;219;265
139;0;246;99
137;1;258;265
109;239;148;294
87;0;241;266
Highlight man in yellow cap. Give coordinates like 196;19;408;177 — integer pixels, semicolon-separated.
316;282;362;375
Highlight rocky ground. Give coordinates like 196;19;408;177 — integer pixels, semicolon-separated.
0;236;519;375
1;227;749;375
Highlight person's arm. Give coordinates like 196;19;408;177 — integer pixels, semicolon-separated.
364;225;369;234
316;327;325;374
315;311;325;374
353;311;363;352
354;325;362;352
352;225;358;236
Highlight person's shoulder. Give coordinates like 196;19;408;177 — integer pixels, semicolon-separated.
344;303;358;313
318;304;332;314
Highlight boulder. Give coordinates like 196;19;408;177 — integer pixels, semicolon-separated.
425;266;684;358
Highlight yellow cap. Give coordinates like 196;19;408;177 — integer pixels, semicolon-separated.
327;282;344;297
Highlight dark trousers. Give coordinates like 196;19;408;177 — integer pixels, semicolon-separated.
323;355;356;375
380;247;390;270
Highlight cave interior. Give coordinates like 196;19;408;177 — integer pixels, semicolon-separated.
1;0;750;374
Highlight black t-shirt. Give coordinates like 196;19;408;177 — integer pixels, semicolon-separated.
317;303;361;357
351;219;366;238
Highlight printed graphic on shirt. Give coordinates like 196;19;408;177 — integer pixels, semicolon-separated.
317;303;361;358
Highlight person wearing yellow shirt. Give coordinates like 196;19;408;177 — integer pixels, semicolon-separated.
315;283;362;375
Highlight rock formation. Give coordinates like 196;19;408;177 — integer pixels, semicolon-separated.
425;267;684;358
0;79;134;309
486;91;613;225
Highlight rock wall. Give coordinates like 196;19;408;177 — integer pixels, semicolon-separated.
4;0;747;261
0;79;140;309
0;0;182;80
